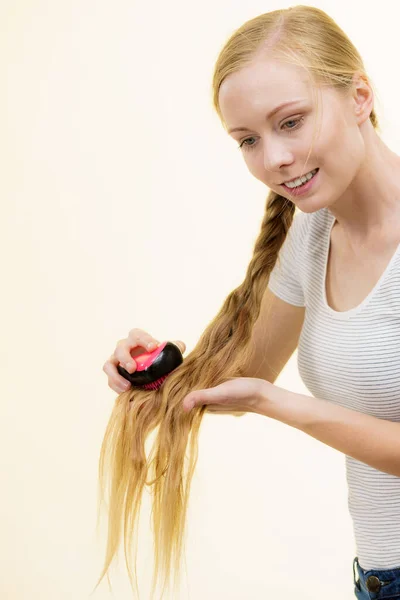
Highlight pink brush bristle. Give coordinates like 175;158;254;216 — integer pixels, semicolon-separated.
141;374;169;390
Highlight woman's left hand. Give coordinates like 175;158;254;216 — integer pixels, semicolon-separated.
182;377;270;414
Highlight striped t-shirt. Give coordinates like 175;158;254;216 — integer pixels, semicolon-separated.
267;206;400;570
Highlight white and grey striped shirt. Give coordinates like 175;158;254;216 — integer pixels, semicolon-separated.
267;206;400;570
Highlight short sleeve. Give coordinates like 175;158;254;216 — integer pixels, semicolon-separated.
267;210;309;307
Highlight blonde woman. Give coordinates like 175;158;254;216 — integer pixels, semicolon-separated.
100;6;400;599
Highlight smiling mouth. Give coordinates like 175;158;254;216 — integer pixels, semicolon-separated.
281;168;319;186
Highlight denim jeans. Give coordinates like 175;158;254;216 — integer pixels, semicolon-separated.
353;556;400;598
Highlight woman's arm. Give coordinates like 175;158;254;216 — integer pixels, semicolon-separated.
260;384;400;478
244;287;305;383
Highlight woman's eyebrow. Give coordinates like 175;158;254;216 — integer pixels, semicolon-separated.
227;98;307;134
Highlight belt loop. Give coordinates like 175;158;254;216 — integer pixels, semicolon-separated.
353;556;360;587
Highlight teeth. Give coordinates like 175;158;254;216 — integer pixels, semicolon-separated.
285;169;317;188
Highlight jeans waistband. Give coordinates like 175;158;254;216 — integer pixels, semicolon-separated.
353;556;400;598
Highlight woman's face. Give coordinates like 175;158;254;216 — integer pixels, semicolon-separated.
218;56;366;213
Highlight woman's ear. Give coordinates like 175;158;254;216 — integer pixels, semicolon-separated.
352;73;374;125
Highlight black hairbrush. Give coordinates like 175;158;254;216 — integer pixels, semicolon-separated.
117;341;184;391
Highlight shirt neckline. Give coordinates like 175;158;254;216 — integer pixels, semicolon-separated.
321;211;400;319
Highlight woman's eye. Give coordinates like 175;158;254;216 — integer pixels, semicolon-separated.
237;117;304;152
284;120;297;129
238;137;257;150
282;117;303;131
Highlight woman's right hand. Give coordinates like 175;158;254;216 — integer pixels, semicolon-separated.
103;328;187;394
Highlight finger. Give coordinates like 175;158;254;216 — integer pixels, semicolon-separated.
183;395;197;412
125;332;161;358
183;390;210;412
173;340;186;354
103;356;132;392
116;337;161;372
126;328;160;350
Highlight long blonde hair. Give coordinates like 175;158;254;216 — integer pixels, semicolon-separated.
94;6;379;598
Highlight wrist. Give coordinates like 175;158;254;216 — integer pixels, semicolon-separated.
256;380;311;429
254;379;285;416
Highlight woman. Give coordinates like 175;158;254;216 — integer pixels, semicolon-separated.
100;6;400;599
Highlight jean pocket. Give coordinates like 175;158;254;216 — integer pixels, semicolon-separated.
353;582;363;599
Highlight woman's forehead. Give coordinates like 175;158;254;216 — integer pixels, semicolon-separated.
218;59;316;126
219;58;314;105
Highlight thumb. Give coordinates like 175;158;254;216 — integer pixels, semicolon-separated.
183;390;204;412
183;387;215;412
173;340;186;354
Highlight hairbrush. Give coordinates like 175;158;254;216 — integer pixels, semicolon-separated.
117;341;184;392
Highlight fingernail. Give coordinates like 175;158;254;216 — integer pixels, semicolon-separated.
125;362;134;371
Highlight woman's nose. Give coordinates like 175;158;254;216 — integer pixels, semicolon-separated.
263;142;293;172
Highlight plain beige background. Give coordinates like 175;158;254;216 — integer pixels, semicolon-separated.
2;0;399;598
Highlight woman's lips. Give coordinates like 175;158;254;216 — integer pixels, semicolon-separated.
281;168;319;196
